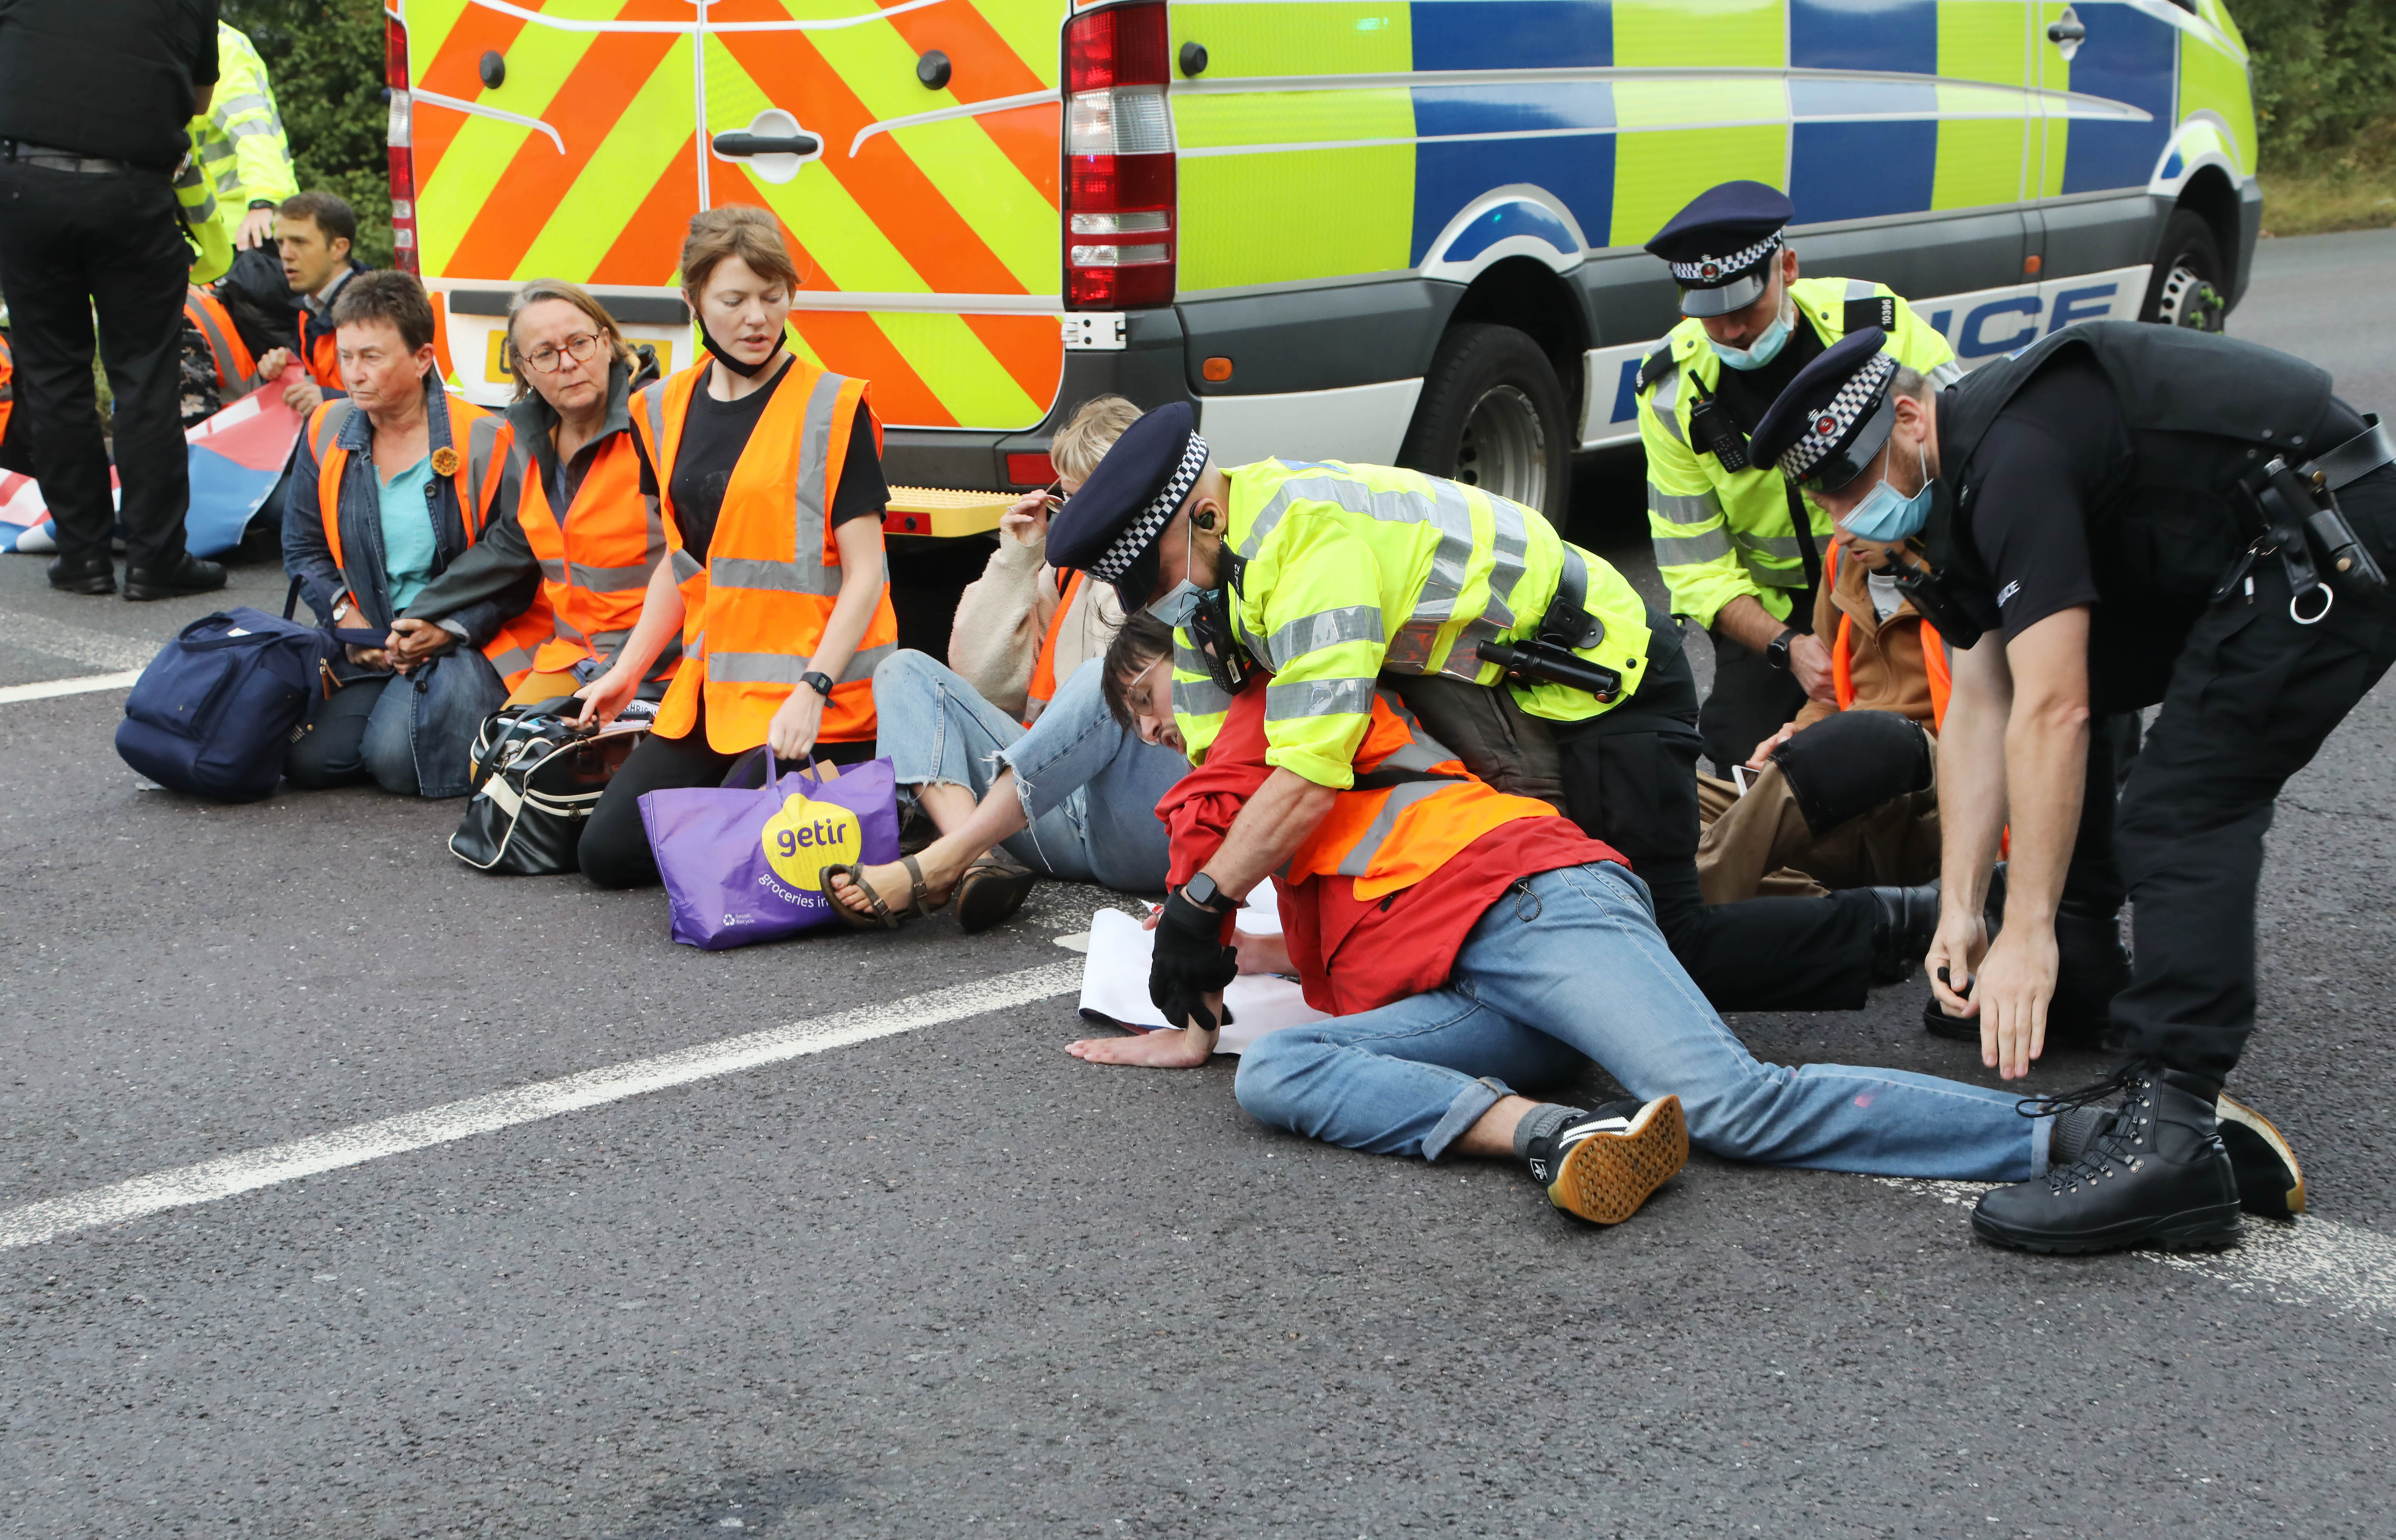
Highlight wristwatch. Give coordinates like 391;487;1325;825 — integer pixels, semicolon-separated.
800;670;835;699
1764;626;1802;672
1181;871;1226;911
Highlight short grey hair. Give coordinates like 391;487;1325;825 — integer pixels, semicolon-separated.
1890;363;1933;400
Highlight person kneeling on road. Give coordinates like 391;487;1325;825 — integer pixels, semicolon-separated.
1068;615;2074;1227
281;271;541;798
823;395;1187;931
1041;402;1941;1018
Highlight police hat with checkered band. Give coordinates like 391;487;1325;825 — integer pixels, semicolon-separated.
1749;328;1904;492
1644;180;1794;318
1045;401;1211;610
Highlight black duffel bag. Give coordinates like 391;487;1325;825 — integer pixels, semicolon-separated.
449;698;648;874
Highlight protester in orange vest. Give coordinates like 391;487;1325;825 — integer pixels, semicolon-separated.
820;395;1186;933
282;273;548;798
250;192;364;419
571;208;898;889
1059;613;2075;1224
176;284;264;426
391;279;676;709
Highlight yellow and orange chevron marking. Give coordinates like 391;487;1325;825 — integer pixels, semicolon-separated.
406;0;1067;431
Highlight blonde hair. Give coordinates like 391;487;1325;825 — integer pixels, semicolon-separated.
504;279;635;401
679;206;801;300
1049;394;1143;484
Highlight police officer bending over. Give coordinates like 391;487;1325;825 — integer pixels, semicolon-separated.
1750;321;2389;1254
1636;181;1959;776
1046;404;1944;1024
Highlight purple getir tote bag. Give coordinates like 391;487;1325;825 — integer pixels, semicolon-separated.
638;751;901;950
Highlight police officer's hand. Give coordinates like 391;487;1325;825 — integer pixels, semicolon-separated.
1975;922;2060;1081
1925;905;1987;1019
573;665;640;730
384;618;456;674
766;686;824;763
1789;632;1836;705
235;207;277;251
1150;885;1240;1032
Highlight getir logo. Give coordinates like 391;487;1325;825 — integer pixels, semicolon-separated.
761;795;861;891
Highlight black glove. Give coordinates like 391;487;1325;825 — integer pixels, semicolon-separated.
1149;886;1240;1032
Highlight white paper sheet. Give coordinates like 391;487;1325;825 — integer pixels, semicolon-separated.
1074;885;1327;1054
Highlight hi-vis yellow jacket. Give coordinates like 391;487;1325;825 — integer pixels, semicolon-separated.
186;23;296;251
1638;276;1957;630
1173;459;1652;786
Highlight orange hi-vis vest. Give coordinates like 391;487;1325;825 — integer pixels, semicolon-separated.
306;391;552;689
296;303;342;390
0;329;14;447
1825;543;1952;732
510;427;676;678
1024;567;1084;726
185;287;263;396
1286;688;1565;901
635;358;900;751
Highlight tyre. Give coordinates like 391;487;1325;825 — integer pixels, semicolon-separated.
1398;322;1573;524
2139;207;2229;332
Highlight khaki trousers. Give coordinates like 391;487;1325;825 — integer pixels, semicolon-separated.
1695;762;1940;904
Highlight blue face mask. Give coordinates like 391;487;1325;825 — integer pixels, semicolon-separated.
1839;442;1936;542
1713;307;1792;372
1147;580;1207;627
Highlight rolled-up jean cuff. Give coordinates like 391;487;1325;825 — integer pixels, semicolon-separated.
2029;1113;2052;1176
1423;1076;1513;1163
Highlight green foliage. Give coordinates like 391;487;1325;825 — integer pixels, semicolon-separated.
2234;0;2396;161
222;0;393;267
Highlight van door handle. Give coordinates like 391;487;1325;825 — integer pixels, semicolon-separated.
712;131;821;158
2046;16;2086;42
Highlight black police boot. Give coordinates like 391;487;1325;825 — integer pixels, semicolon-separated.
46;555;115;596
1973;1065;2242;1254
2216;1093;2305;1218
1865;882;1940;983
2046;898;2130;1050
1521;1096;1687;1226
122;554;226;602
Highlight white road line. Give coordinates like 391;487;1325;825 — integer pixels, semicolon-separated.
0;961;1083;1250
1878;1178;2396;1318
0;669;142;704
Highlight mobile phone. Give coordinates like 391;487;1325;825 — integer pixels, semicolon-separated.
1730;764;1750;796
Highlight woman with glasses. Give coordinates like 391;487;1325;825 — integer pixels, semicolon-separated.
570;207;900;890
391;278;677;709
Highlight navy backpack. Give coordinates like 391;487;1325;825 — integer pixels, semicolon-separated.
116;582;336;802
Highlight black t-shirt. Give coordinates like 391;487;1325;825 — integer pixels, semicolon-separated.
632;362;889;556
1710;317;1827;433
0;0;217;168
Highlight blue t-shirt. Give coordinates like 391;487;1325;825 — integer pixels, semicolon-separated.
377;455;437;611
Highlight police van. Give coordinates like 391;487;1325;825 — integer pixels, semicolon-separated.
386;0;2258;533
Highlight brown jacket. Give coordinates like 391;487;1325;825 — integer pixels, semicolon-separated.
1793;542;1938;732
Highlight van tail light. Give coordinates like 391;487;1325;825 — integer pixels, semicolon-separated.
385;17;420;276
1062;1;1174;310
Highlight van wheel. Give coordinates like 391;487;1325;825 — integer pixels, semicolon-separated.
1399;323;1571;522
2141;208;2228;332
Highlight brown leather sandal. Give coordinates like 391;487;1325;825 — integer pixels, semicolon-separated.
820;855;943;930
954;849;1038;934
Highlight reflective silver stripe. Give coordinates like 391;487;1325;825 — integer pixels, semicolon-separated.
200;139;238;163
1371;690;1462;772
1264;676;1374;722
1333;780;1452;878
791;370;843;566
538;558;569;582
686;628;707;661
707;555;842;597
1646;484;1722;525
706;640;893;686
549;610;592;646
1259;605;1383;670
224;119;278;141
310;398;354;460
1647;363;1685;445
1653;528;1733;566
670;548;703;583
1927;359;1963;388
1739;534;1808;560
1236;469;1455;562
837;640;896;682
184;297;256;391
571;561;653;593
1744;558;1809;588
463;414;504;525
486;644;537;676
1482;493;1529;626
1173;676;1233;718
1845;277;1875;301
214;92;273;119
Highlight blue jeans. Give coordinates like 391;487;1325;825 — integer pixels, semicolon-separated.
870;650;1185;893
284;649;507;799
1236;862;2050;1180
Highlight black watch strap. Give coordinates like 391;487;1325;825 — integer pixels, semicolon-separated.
801;670;835;698
1765;626;1800;670
1182;872;1223;910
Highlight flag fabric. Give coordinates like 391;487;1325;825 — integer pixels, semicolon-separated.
3;370;308;557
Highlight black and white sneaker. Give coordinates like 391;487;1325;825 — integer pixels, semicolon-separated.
1524;1096;1687;1226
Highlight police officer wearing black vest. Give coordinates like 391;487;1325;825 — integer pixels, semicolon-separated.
1750;321;2387;1254
0;0;229;600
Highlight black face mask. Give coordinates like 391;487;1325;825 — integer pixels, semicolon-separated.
700;324;771;379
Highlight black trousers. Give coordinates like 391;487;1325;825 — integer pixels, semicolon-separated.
1700;617;1813;777
1549;616;1879;1013
579;696;875;889
2110;464;2396;1087
0;160;192;572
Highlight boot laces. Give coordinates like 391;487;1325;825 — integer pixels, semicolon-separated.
2018;1064;2158;1194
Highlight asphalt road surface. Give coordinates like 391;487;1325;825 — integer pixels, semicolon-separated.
7;234;2396;1537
